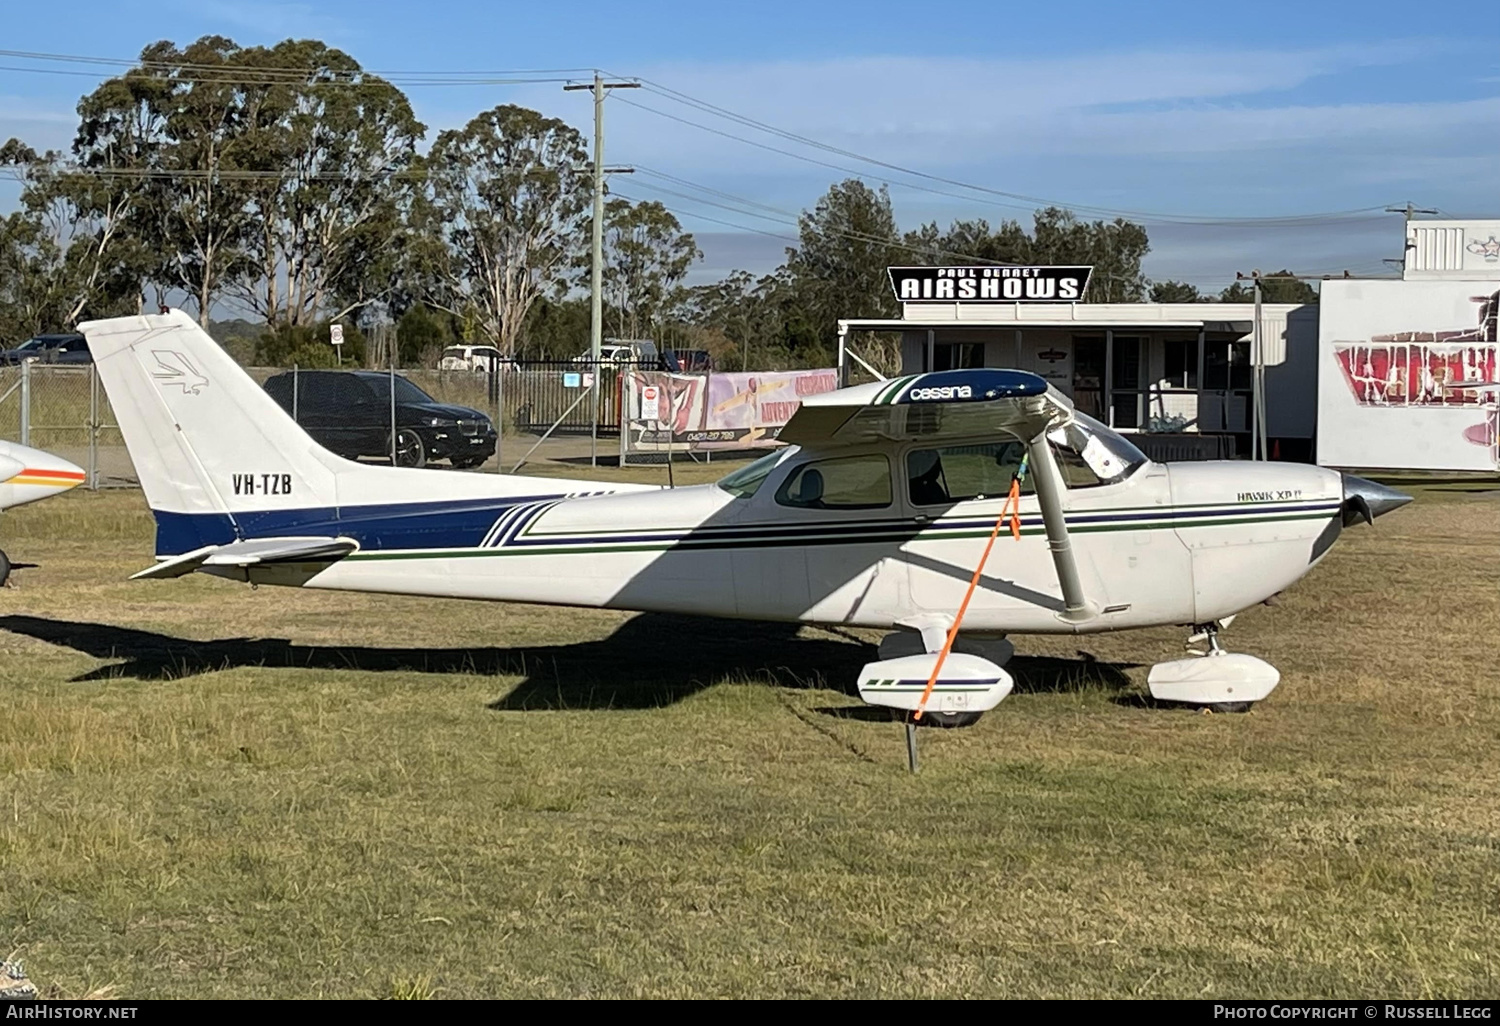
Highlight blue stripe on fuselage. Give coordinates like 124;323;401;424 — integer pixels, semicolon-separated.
152;494;565;556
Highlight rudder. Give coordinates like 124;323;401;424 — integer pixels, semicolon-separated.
81;311;342;530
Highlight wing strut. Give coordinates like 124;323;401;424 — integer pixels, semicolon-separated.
1025;431;1097;624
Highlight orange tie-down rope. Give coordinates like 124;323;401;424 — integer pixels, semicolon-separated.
913;460;1027;722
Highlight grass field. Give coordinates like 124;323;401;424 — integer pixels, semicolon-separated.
1;471;1497;999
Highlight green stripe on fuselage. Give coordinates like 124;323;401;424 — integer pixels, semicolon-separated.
342;507;1338;562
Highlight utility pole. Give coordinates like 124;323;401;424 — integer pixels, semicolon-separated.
1252;276;1265;462
1386;202;1439;274
1386;201;1440;223
1234;269;1356;461
565;72;638;466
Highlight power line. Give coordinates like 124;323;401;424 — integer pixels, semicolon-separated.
616;94;1395;231
634;166;803;219
0;52;587;88
0;47;596;82
0;66;579;88
615;95;1041;216
0;163;577;183
627;172;1006;264
614;73;1400;227
617;184;1072;267
0;45;1427;242
609;188;799;245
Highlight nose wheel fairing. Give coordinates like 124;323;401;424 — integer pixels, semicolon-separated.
1148;621;1280;712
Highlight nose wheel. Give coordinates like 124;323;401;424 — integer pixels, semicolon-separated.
1147;621;1281;712
0;548;10;586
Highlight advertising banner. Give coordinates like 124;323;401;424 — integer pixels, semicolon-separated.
624;368;840;452
1317;280;1499;471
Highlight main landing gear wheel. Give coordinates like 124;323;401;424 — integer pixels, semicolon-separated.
0;549;10;587
916;710;985;729
1207;701;1254;714
389;429;427;468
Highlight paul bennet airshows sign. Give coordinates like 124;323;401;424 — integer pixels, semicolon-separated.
888;265;1093;303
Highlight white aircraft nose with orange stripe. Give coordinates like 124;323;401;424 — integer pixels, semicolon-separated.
0;441;86;509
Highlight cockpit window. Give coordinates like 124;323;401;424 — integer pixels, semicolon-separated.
907;442;1036;505
775;455;892;510
1047;412;1146;486
905;415;1144;502
715;448;789;499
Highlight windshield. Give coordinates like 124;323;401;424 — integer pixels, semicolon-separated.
441;347;467;359
362;375;437;405
716;448;794;499
1047;411;1148;484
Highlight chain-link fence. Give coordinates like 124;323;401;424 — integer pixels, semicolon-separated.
0;362;130;487
0;359;669;486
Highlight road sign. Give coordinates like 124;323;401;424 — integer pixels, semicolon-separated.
330;324;344;346
640;384;660;421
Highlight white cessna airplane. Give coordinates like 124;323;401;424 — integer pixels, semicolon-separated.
0;439;87;582
81;311;1409;725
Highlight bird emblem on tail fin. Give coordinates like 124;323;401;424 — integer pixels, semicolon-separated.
150;350;209;394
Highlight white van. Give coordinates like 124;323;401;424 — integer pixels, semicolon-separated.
438;345;507;373
570;339;663;366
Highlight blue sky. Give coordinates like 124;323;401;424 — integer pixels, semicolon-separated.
2;0;1497;291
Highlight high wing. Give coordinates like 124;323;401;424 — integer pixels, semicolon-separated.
781;369;1097;624
779;369;1072;447
132;536;358;580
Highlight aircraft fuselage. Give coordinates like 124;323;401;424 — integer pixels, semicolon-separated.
214;450;1344;636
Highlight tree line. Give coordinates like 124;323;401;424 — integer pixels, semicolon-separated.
0;36;1316;371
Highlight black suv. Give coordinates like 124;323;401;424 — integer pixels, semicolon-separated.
0;333;92;365
670;349;714;372
263;369;496;468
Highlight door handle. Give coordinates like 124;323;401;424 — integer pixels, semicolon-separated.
912;514;930;524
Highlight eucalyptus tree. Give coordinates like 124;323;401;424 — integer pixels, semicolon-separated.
1150;280;1204;303
782;179;903;355
125;36;257;325
1220;272;1319;304
424;104;589;357
600;198;699;339
1;55;165;331
1028;207;1151;302
230;39;423;329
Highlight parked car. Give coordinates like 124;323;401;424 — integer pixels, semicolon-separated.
571;343;638;365
438;345;511;374
571;339;681;370
262;369;497;468
0;333;92;365
670;348;714;372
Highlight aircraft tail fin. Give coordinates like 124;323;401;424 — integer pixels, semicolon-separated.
80;310;341;519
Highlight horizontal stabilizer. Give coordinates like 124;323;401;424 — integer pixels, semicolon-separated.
132;536;358;580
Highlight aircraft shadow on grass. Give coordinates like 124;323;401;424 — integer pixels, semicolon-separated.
0;613;1139;713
